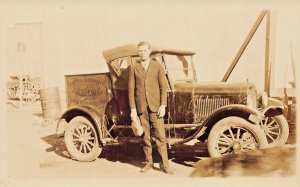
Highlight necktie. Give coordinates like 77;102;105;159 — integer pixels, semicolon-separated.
142;61;148;71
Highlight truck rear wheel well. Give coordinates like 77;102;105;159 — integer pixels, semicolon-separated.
58;108;103;143
62;110;94;124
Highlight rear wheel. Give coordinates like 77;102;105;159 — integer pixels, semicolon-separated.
260;115;289;146
207;117;268;157
64;116;102;162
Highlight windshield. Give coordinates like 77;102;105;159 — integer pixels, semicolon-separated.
163;54;195;82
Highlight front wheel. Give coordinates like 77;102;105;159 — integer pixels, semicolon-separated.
260;115;289;146
64;116;102;162
207;117;268;157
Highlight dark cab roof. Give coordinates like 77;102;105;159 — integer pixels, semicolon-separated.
103;44;195;62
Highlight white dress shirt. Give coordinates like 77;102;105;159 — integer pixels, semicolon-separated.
141;59;150;71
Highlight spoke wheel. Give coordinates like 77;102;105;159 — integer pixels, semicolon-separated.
65;116;102;162
260;115;289;146
207;117;268;157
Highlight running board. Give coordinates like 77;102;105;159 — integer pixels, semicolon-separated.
110;123;201;129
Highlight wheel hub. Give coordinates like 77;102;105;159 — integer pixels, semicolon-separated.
78;137;84;142
232;141;241;150
78;134;89;143
262;125;269;133
84;135;89;143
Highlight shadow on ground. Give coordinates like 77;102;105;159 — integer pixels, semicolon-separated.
169;143;209;167
41;134;208;169
41;134;72;160
100;142;209;168
41;133;296;177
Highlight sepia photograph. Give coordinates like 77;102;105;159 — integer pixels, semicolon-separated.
0;0;299;186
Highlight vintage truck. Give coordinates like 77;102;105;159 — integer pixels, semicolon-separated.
57;44;289;162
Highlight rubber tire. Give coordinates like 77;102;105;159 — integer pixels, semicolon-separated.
64;116;102;162
207;117;268;158
263;115;289;147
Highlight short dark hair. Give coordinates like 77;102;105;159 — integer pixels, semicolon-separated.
138;41;151;49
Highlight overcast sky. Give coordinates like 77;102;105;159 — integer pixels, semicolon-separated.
0;0;299;95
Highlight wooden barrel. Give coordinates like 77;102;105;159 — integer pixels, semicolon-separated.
40;87;61;120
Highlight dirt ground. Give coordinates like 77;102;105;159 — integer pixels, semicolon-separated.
2;101;205;186
1;101;299;187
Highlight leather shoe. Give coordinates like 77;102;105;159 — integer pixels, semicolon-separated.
162;167;175;174
140;163;153;172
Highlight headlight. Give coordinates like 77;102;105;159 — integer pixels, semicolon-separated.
247;95;255;108
258;92;268;107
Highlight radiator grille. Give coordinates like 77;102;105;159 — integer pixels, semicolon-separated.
193;98;230;122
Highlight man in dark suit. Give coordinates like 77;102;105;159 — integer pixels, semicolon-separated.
128;41;174;174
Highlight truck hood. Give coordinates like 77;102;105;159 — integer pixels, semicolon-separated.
173;81;256;94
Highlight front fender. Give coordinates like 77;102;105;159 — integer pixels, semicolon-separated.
56;105;103;142
196;104;264;141
260;98;286;117
206;104;264;124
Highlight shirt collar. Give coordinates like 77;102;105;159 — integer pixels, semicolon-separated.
141;59;150;70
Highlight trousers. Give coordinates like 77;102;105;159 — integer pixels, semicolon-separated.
139;107;169;169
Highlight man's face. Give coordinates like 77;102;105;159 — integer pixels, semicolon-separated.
138;45;151;62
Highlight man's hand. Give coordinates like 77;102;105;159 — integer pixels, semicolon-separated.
130;108;138;119
157;105;166;118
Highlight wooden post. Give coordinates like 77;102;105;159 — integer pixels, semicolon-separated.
264;10;271;96
222;10;267;82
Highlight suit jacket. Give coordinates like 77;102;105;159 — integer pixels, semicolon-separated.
128;59;168;114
